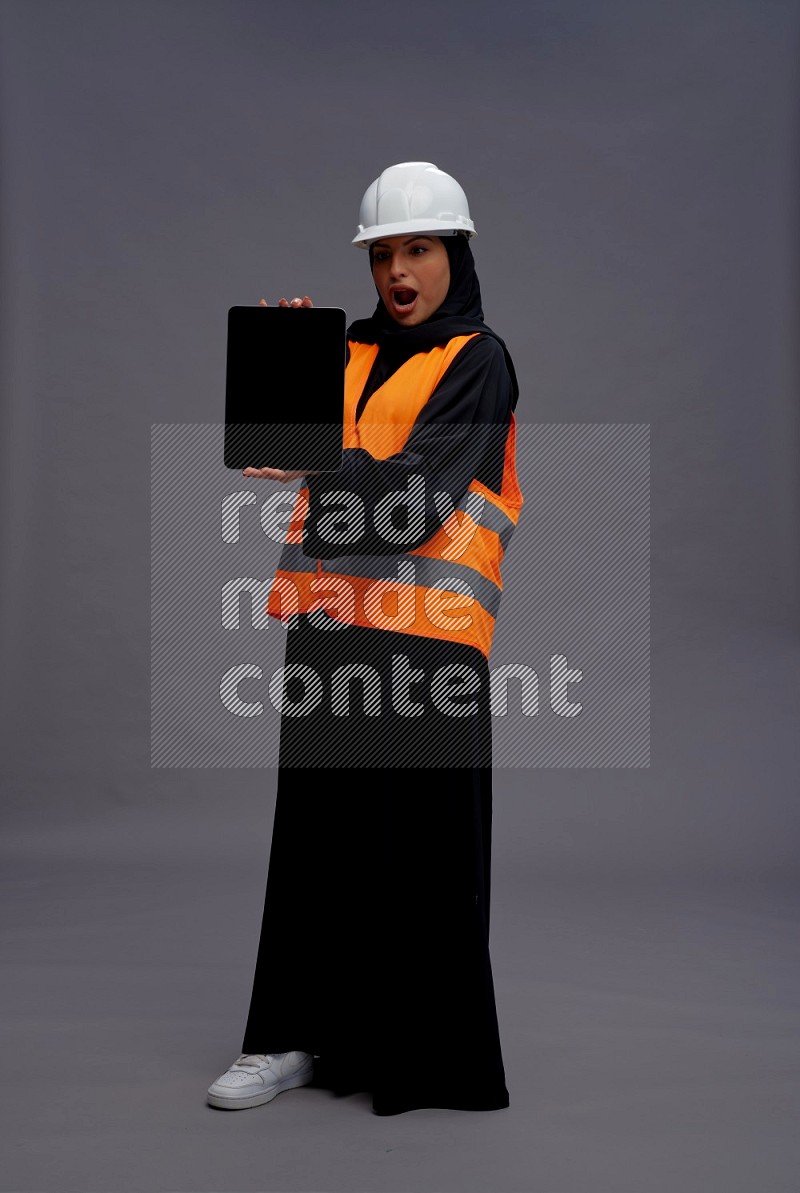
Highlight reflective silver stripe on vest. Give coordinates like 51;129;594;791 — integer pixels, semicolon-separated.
296;482;516;548
275;542;502;619
280;500;514;558
453;492;517;551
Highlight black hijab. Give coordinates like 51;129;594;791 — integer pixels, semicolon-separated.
345;234;519;408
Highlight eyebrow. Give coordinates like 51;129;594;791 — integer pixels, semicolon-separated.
371;236;435;248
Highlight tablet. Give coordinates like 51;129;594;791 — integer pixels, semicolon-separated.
224;304;347;472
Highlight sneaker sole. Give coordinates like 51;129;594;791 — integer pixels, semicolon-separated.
207;1065;315;1110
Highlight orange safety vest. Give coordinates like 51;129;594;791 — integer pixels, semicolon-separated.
266;333;523;659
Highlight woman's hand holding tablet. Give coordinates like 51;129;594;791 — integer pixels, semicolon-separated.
241;465;319;481
259;295;314;309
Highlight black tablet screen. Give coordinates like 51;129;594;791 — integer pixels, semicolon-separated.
224;305;346;472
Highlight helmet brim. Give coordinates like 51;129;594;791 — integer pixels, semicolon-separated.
352;218;477;249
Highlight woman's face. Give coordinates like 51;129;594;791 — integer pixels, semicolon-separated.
370;235;450;326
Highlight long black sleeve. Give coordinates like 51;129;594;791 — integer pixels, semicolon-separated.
300;334;514;559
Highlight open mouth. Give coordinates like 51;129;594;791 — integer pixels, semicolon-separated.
390;288;418;313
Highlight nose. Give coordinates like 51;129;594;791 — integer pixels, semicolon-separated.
388;254;408;281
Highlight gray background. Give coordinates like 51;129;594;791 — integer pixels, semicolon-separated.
1;1;799;1190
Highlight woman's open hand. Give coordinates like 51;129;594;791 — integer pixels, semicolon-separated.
243;295;319;481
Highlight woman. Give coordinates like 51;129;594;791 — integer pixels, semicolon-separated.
207;162;523;1116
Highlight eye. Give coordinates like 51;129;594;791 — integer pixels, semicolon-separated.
411;245;427;255
373;250;389;261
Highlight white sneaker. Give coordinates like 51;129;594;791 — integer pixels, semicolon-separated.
207;1051;314;1109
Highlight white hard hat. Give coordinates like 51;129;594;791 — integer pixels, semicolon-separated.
352;161;476;249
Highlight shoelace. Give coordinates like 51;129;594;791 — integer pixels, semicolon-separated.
235;1054;271;1068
